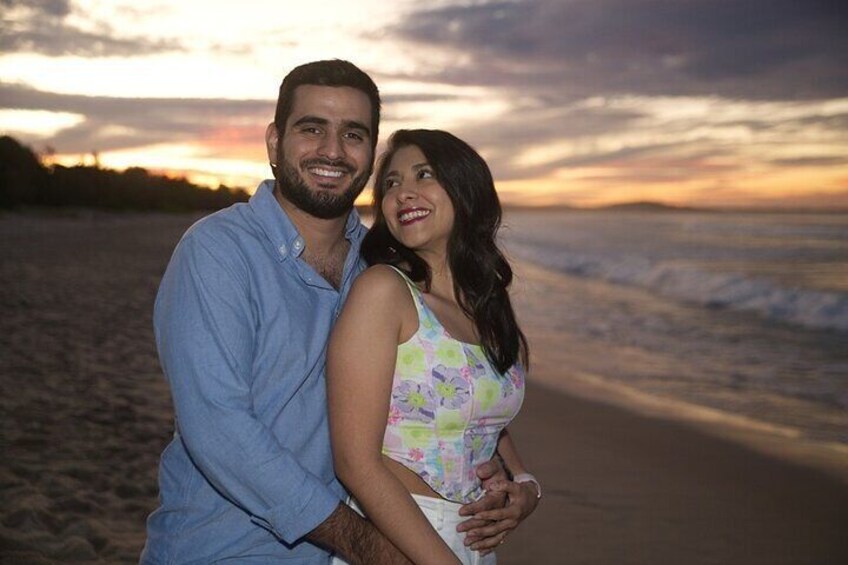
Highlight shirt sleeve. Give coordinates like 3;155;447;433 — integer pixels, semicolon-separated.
153;228;340;543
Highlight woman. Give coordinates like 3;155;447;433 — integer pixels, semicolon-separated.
327;130;539;564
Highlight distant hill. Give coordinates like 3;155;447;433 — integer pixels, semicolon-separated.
503;201;697;212
502;203;577;212
593;201;699;212
0;135;249;212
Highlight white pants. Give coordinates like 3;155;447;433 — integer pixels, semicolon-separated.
330;493;497;565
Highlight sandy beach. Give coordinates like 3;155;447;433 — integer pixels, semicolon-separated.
2;210;847;564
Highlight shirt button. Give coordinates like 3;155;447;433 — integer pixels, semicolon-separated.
294;239;304;251
278;244;287;256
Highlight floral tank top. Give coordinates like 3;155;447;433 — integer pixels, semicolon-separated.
381;267;525;503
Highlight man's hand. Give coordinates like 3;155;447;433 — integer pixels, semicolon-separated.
457;458;508;521
462;480;540;554
456;460;540;555
456;459;510;554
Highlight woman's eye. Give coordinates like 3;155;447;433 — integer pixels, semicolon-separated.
384;178;399;189
417;169;433;180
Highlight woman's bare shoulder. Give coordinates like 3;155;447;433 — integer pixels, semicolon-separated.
337;264;415;335
350;264;409;298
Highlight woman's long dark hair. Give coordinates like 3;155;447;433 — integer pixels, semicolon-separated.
362;129;529;373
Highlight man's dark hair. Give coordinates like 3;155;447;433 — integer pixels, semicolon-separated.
274;60;381;153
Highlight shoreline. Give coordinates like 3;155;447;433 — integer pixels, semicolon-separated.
510;258;848;486
530;363;848;486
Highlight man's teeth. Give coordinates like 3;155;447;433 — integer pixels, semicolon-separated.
310;167;344;178
399;209;430;222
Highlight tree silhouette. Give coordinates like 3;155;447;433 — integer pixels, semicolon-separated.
0;136;250;212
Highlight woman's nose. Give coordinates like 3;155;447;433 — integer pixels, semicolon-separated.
395;184;417;202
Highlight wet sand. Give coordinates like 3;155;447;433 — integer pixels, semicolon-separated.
498;383;848;564
1;210;846;564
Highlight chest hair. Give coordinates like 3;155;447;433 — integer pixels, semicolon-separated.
302;243;349;290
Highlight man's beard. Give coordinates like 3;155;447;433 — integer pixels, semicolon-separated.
274;150;370;220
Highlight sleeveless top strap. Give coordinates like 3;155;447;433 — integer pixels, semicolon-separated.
385;265;440;329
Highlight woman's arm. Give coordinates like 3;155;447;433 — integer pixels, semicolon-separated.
327;266;461;565
498;428;542;511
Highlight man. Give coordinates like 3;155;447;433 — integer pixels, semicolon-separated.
142;60;516;564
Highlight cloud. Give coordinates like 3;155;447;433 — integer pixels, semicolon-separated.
1;0;70;17
0;82;273;154
3;0;846;208
443;102;646;179
0;0;183;56
455;97;848;187
1;79;471;153
389;0;848;101
771;156;848;167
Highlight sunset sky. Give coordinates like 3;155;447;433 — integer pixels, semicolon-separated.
2;0;847;208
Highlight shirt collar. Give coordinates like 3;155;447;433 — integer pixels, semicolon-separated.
249;179;365;262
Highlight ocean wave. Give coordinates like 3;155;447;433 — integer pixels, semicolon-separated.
505;238;848;333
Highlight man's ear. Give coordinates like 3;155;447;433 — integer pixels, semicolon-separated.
265;122;278;165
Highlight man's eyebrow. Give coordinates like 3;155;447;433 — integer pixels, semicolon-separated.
291;115;328;128
291;116;371;138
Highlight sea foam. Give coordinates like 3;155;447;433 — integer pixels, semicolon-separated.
502;212;848;333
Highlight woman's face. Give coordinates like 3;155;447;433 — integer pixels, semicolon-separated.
380;144;455;259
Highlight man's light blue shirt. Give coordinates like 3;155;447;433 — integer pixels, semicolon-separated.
142;180;367;564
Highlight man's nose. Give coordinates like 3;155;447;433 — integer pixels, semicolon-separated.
318;134;345;160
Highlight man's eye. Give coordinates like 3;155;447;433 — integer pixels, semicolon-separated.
344;132;364;142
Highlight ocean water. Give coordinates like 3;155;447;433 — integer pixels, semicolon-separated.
501;209;848;447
